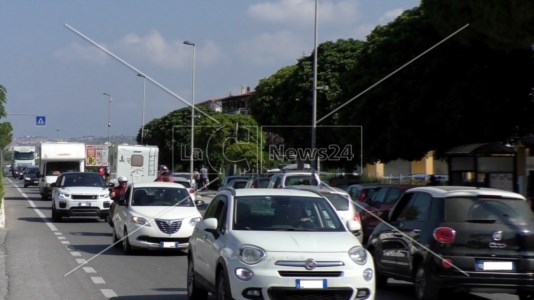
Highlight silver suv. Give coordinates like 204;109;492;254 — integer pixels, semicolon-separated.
267;171;321;188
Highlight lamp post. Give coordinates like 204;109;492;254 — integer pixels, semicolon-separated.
103;92;112;144
171;125;180;173
183;40;196;184
311;0;319;174
137;73;146;144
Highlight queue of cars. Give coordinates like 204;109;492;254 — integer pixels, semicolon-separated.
18;168;534;300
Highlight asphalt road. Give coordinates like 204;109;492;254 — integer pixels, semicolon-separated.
0;178;521;300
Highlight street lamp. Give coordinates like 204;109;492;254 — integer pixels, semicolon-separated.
171;125;180;173
311;0;319;174
183;40;196;184
137;73;146;144
103;92;112;144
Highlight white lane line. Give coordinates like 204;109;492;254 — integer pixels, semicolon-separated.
101;289;117;298
9;179;119;297
83;267;96;273
91;277;106;284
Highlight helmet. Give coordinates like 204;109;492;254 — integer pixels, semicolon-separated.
160;165;169;174
118;176;128;183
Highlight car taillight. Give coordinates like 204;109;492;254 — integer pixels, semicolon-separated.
353;211;361;223
433;227;456;244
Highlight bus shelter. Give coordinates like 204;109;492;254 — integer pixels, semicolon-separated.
446;143;517;192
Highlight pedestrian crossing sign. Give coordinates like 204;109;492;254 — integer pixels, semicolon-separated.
36;116;46;126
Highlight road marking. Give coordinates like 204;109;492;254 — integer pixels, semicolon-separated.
8;178;122;298
83;267;96;273
101;289;117;298
91;277;106;284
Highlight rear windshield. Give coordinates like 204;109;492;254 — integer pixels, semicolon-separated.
322;193;350;211
446;197;534;224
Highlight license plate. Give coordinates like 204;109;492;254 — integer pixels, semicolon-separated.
78;202;91;207
476;260;514;271
295;279;327;289
160;242;179;248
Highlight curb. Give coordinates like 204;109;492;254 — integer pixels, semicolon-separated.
0;200;4;229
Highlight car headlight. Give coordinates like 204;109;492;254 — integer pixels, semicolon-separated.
189;217;201;226
59;192;71;198
25;177;30;180
99;193;110;199
238;245;266;265
349;246;368;265
131;216;151;227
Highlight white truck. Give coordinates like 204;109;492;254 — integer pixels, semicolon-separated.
38;142;86;200
11;145;37;177
108;144;159;184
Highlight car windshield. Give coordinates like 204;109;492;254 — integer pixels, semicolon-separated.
27;168;39;175
131;187;194;207
446;197;534;224
233;195;344;232
62;173;105;187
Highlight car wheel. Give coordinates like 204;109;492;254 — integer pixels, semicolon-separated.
414;263;439;300
370;248;388;288
187;256;208;300
122;228;133;255
216;269;232;300
111;227;121;248
51;203;62;222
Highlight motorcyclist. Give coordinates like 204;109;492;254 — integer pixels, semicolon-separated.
108;176;128;227
155;165;174;182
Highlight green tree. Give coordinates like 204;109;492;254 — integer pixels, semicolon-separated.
142;105;267;175
422;0;534;50
338;7;534;163
249;39;365;171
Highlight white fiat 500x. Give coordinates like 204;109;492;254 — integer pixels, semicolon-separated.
187;188;375;300
112;181;204;254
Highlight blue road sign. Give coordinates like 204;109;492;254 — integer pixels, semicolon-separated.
36;116;46;126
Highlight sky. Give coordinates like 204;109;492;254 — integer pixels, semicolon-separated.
0;0;420;140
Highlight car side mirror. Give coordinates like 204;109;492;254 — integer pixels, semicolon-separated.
195;200;205;207
199;218;218;232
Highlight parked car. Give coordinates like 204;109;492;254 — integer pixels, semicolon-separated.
284;185;364;243
367;186;534;300
23;166;40;188
187;188;375;300
267;171;321;188
50;172;112;222
345;183;382;203
111;181;204;254
359;184;415;243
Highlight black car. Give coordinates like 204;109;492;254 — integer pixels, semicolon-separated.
23;166;40;188
367;185;534;300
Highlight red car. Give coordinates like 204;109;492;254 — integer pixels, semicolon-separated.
358;184;416;243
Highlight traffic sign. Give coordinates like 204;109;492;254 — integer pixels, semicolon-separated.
36;116;46;126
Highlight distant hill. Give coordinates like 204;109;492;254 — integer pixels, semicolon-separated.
8;135;137;149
